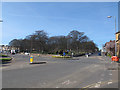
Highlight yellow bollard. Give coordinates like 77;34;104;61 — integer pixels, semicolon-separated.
30;55;33;63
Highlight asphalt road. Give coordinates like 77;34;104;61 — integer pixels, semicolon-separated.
2;54;119;88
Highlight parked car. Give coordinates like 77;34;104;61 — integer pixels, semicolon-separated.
89;53;92;55
25;52;30;55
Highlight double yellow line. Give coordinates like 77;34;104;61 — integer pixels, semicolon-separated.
82;81;109;88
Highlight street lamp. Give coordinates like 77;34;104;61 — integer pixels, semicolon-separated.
107;16;117;56
0;20;3;22
107;16;112;18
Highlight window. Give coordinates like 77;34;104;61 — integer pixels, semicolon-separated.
118;34;120;40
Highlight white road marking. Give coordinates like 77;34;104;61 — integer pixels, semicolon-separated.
83;81;110;88
66;80;70;85
62;80;69;85
108;82;112;84
98;81;102;84
61;80;77;85
94;83;100;88
109;73;112;75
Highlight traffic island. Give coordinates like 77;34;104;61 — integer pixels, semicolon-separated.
0;54;8;57
0;54;12;64
52;55;71;58
29;62;46;64
1;58;12;64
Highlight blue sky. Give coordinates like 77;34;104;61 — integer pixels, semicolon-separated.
2;2;118;49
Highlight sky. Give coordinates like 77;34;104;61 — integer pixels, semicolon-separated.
118;1;120;31
1;2;119;49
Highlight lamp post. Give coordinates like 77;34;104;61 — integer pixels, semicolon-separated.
107;16;117;56
0;20;3;22
67;36;72;50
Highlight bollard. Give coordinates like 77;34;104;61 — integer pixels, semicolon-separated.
30;55;33;63
86;55;88;58
85;54;88;58
72;53;74;57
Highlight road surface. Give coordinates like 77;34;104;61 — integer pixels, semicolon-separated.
2;54;119;88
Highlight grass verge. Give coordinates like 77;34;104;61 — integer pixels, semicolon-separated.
0;54;9;57
0;58;12;61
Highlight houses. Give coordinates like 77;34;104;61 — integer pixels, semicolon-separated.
104;31;120;57
0;45;9;53
116;31;120;57
105;40;115;56
0;45;20;54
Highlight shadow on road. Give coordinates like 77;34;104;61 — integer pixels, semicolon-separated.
30;62;47;64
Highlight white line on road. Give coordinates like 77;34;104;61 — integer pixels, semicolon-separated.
109;73;112;75
56;86;59;88
82;80;111;88
62;80;70;85
107;82;112;84
94;83;100;88
61;80;77;85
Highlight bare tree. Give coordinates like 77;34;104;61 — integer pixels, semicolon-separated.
9;30;98;54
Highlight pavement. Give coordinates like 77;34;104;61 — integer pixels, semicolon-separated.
1;53;119;88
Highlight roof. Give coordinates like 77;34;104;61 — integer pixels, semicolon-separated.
116;31;120;34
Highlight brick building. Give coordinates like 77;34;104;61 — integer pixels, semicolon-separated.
105;40;115;56
116;31;120;57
